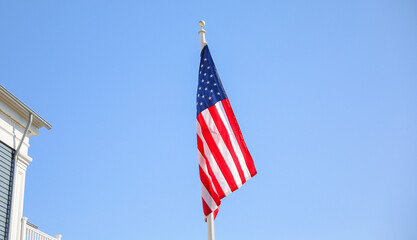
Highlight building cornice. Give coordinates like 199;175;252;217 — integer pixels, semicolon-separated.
0;85;52;131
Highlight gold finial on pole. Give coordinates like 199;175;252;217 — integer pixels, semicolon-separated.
199;20;206;29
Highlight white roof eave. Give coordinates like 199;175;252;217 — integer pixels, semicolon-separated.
0;85;52;130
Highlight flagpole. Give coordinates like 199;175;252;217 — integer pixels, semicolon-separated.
199;20;207;51
198;20;214;240
207;212;215;240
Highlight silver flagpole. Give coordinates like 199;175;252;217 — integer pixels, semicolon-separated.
198;20;214;240
199;20;207;50
207;212;215;240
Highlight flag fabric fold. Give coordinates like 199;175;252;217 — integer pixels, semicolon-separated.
196;45;257;220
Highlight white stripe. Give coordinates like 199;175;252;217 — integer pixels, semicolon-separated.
216;102;251;180
201;183;218;211
201;109;243;188
197;121;232;196
198;151;218;195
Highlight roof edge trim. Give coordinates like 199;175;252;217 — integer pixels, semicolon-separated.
0;85;52;130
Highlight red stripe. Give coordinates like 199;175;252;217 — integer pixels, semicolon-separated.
208;106;247;185
213;207;219;219
205;160;226;199
199;166;221;205
197;135;226;198
221;99;257;177
197;113;239;191
202;199;220;220
202;198;212;216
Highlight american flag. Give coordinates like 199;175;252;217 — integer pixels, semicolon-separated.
196;45;257;220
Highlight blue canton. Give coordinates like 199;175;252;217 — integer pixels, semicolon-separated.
197;45;227;116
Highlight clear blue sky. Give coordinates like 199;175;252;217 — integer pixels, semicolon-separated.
1;0;416;239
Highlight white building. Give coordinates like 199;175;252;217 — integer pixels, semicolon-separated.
0;85;61;240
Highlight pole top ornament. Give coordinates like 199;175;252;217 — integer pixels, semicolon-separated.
198;20;206;34
199;20;205;28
